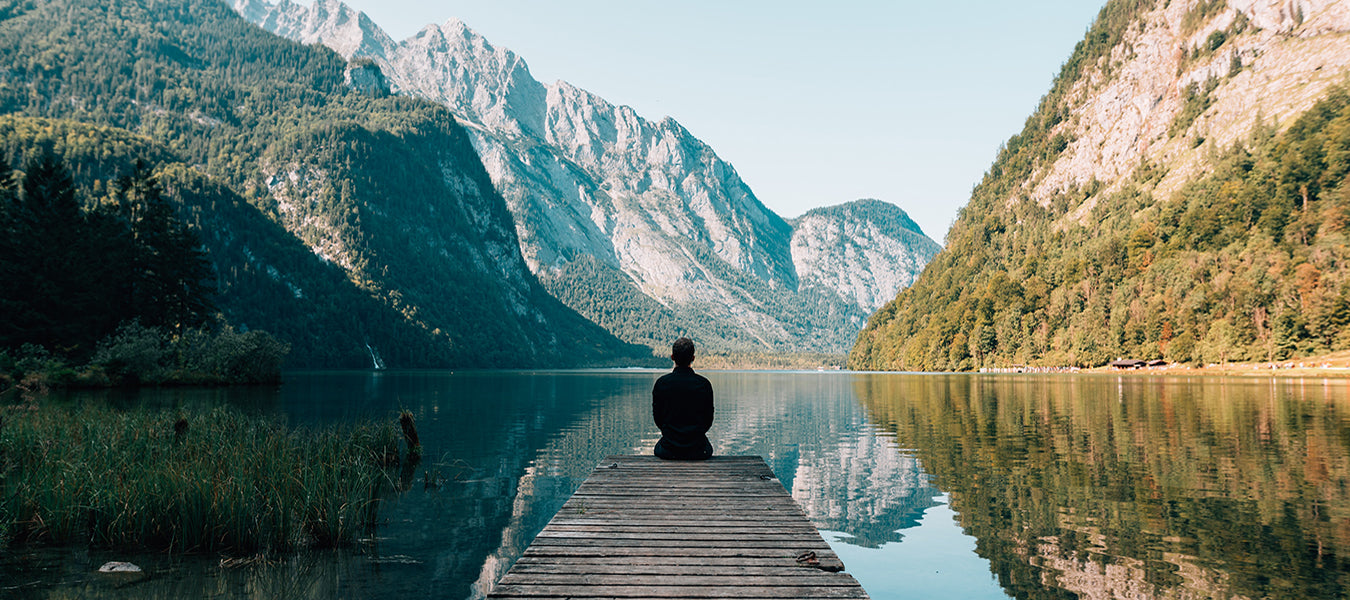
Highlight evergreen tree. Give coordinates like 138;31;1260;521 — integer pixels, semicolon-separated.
5;149;90;352
0;158;20;347
110;160;215;331
0;151;216;357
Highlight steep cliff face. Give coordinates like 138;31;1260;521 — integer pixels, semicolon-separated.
234;0;939;354
1024;0;1350;216
851;0;1350;371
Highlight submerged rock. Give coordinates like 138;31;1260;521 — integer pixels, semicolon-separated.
97;561;142;573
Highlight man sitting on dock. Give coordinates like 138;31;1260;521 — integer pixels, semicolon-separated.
652;337;714;460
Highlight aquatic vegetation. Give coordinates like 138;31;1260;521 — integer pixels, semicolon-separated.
0;404;398;554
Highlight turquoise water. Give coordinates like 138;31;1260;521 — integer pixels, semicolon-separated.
4;371;1348;599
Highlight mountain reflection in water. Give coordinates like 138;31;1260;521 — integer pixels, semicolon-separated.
4;371;1346;600
855;374;1350;600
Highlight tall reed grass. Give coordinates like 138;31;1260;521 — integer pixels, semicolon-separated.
0;404;398;553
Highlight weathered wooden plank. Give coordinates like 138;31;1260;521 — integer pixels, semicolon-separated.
487;455;866;599
510;555;841;568
565;491;798;499
526;537;834;549
521;546;834;557
582;468;778;475
556;513;805;521
488;594;864;600
560;506;802;515
560;505;803;514
534;527;825;537
573;485;785;491
567;493;795;501
562;497;797;504
489;596;863;600
563;498;800;507
577;474;782;482
513;549;847;572
556;512;806;521
533;534;827;544
589;459;767;465
498;573;861;587
494;594;864;600
506;563;848;577
540;524;825;534
516;539;848;572
488;584;868;599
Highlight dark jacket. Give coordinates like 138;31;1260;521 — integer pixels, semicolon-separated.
652;366;714;459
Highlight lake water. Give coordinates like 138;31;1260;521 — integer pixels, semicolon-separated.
4;371;1349;599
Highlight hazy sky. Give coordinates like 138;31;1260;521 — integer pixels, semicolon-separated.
318;1;1105;242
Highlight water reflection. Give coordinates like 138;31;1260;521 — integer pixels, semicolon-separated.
854;374;1350;600
16;372;1342;599
449;370;945;597
2;370;945;599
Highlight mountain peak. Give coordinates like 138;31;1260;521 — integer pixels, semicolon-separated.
238;0;393;60
437;16;471;36
800;199;927;238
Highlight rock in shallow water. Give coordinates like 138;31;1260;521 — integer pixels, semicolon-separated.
98;561;142;573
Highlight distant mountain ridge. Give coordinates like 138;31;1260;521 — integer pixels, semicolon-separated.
233;0;942;354
791;199;937;313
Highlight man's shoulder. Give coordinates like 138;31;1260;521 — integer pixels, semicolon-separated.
655;367;709;385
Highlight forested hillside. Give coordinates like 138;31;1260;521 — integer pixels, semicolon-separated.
0;0;648;367
851;0;1350;371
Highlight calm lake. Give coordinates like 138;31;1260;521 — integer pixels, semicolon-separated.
4;370;1349;599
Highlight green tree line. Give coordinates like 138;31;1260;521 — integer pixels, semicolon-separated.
0;149;212;355
0;143;291;385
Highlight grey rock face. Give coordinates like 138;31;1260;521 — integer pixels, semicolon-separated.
791;200;942;313
343;59;388;96
234;0;940;353
1017;0;1350;219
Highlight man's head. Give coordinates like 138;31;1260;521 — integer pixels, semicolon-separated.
671;337;695;367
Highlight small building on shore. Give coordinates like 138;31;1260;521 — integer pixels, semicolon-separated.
1110;359;1147;369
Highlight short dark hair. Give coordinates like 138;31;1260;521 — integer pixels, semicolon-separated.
671;337;695;366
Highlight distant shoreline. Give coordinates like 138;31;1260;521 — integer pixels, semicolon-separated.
975;350;1350;378
1084;364;1350;378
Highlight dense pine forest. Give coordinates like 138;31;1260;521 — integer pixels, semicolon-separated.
0;142;292;385
850;0;1350;371
0;0;650;369
0;151;212;349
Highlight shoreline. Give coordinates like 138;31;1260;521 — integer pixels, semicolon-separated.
980;350;1350;378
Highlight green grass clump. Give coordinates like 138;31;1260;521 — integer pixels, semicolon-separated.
0;404;398;554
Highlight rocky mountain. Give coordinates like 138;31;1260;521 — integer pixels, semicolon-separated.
852;0;1350;370
233;0;941;354
0;0;648;367
791;199;942;313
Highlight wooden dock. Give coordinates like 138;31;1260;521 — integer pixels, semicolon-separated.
487;455;869;599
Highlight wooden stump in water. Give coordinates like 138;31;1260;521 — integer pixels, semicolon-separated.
398;410;421;463
173;417;188;445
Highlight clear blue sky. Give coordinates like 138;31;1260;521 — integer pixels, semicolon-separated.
322;1;1106;242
